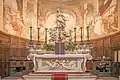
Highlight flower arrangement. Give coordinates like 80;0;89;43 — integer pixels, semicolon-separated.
42;44;55;51
65;42;76;51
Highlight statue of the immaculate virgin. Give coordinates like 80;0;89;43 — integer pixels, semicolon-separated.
56;8;67;30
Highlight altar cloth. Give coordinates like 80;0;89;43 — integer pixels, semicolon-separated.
30;53;92;58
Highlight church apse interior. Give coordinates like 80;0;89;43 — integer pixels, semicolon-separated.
0;0;120;80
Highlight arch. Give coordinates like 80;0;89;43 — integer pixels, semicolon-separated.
44;8;77;24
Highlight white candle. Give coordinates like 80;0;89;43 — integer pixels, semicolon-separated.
32;18;33;26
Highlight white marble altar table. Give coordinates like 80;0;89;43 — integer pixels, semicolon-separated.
27;53;92;72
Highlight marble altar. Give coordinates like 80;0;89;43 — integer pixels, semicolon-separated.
27;53;92;72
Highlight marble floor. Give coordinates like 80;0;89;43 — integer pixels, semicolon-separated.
1;76;119;80
97;77;119;80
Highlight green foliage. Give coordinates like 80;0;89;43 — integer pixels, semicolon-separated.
65;43;76;51
42;44;55;51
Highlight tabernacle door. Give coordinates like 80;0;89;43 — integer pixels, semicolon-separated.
55;42;65;55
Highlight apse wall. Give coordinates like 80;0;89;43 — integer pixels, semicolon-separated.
1;0;120;41
0;0;120;78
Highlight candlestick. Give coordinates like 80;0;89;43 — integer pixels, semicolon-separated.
80;27;83;42
74;28;76;44
30;26;32;42
69;29;72;42
37;27;40;44
86;26;89;41
45;28;48;44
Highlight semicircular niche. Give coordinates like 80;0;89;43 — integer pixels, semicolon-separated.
39;12;77;41
2;0;119;41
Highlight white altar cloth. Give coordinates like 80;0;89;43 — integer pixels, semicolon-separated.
27;53;92;72
29;54;92;58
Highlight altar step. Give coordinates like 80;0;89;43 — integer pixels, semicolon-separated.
68;73;97;80
1;77;23;80
2;76;119;80
23;72;97;80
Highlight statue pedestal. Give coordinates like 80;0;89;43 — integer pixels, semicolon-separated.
55;42;65;55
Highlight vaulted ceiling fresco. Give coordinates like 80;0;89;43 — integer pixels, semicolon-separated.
2;0;119;41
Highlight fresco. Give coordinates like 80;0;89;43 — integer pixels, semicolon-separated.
3;0;25;37
98;0;118;34
2;0;118;40
84;0;118;39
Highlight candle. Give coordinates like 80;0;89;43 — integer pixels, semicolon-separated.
32;18;33;27
74;28;76;44
45;28;48;44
